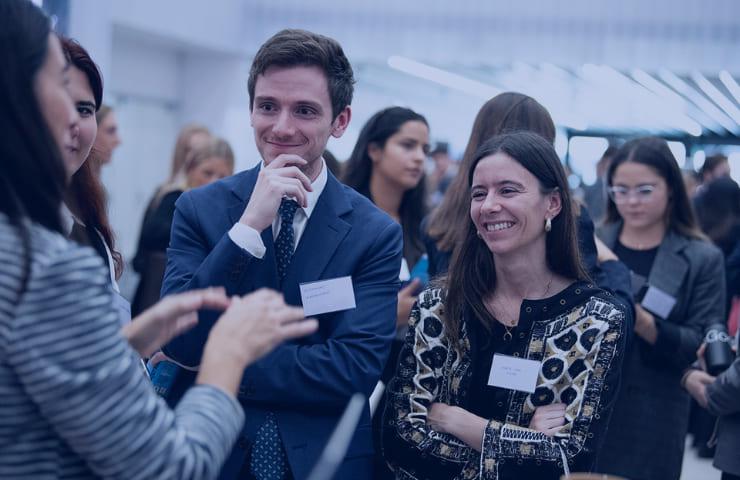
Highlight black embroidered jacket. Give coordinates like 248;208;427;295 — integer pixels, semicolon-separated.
382;282;626;479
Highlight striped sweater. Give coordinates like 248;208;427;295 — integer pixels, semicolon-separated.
0;214;244;479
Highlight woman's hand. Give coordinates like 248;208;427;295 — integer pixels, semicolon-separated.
428;403;487;452
122;287;230;358
427;402;458;434
197;289;318;395
634;304;658;344
684;369;715;408
529;403;566;436
396;279;420;329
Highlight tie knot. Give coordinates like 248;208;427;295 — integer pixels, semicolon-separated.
278;198;299;222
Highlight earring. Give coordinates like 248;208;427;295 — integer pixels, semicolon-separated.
476;230;483;238
545;218;552;232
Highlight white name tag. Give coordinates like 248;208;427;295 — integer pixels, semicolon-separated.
299;276;356;317
641;285;677;319
488;353;541;393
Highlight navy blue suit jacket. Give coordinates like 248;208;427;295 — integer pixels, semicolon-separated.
161;165;402;480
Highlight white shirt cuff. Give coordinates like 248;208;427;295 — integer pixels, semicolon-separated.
228;223;266;259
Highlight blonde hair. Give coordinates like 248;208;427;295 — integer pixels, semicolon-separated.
96;104;112;125
183;137;235;185
169;124;211;181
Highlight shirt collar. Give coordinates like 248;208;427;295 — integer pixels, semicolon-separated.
261;157;328;221
60;203;75;237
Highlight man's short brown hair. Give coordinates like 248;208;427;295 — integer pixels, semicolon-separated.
247;29;355;120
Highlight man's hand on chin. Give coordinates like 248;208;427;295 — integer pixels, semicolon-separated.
240;154;312;231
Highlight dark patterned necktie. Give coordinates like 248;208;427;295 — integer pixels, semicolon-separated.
274;199;299;280
250;412;289;480
248;199;299;480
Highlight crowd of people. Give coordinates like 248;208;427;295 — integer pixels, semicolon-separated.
1;1;738;479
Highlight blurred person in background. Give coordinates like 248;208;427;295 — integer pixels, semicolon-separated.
382;132;627;479
427;141;455;206
132;137;235;316
684;334;740;480
700;154;731;187
342;106;430;479
583;145;617;224
687;176;740;458
694;175;740;332
343;106;429;333
0;1;318;478
595;137;726;480
91;104;121;175
137;124;212;240
682;168;702;199
59;37;123;290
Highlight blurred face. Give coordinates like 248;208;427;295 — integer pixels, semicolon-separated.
251;65;350;173
64;65;97;176
610;161;669;230
709;160;731;181
34;35;78;171
186;156;233;189
93;111;121;164
470;153;561;258
369;120;429;191
432;152;451;171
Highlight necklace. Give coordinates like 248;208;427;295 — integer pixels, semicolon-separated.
496;275;554;341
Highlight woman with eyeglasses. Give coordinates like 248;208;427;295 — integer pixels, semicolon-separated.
595;137;725;480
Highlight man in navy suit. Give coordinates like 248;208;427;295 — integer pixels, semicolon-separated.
161;29;402;480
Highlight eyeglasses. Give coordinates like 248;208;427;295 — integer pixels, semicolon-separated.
607;185;657;204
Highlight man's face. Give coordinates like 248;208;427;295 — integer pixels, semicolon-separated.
251;65;350;171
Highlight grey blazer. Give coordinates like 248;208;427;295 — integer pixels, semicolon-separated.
595;222;726;480
598;222;726;368
707;347;740;476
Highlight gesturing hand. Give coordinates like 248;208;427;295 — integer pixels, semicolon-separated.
239;155;313;232
529;403;566;437
204;289;318;368
122;287;231;358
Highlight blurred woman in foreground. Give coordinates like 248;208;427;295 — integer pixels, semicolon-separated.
0;2;316;478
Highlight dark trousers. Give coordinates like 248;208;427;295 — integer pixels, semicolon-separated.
722;472;740;480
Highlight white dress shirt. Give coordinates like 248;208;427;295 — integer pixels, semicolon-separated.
228;158;328;258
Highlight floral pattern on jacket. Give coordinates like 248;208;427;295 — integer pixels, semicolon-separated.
382;283;626;480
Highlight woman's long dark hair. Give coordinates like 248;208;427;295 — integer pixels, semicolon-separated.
427;92;556;253
0;0;66;286
343;106;429;267
604;137;705;241
444;131;587;346
60;37;123;279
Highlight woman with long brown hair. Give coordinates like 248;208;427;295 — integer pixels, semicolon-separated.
59;37;124;293
382;132;627;479
0;2;317;478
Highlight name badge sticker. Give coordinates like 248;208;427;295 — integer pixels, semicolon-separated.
641;285;677;319
488;353;541;393
299;276;356;317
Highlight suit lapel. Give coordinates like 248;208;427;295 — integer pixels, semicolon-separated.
282;174;352;305
648;231;689;299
